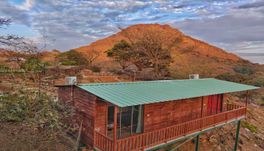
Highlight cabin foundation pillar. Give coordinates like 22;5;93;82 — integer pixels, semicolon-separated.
233;120;241;151
195;135;200;151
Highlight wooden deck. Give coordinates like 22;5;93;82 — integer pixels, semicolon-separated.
94;104;246;151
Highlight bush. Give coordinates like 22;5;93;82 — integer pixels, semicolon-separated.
57;49;88;66
90;66;101;72
233;65;255;75
0;90;76;150
61;60;77;66
215;72;250;83
0;90;73;129
246;77;264;87
241;121;257;133
0;93;28;122
260;97;264;106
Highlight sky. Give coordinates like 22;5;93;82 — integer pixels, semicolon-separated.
0;0;263;64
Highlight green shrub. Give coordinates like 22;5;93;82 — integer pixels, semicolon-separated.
0;90;73;129
0;64;10;70
0;93;28;122
90;66;101;72
233;65;255;75
260;97;264;106
215;72;250;83
246;77;264;87
61;60;77;66
57;49;88;66
241;121;257;133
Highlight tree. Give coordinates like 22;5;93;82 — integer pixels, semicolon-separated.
107;31;173;79
57;49;88;66
86;47;99;66
106;40;133;69
0;17;47;97
133;31;173;78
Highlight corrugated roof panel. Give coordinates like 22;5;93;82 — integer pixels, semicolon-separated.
78;78;259;107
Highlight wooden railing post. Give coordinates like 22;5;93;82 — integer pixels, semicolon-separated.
113;106;118;151
245;91;249;118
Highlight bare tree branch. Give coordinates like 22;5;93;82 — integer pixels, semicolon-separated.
86;47;100;66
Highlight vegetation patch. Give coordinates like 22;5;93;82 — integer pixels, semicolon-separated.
57;49;88;66
90;65;101;72
246;77;264;87
241;121;257;133
215;72;250;83
0;90;76;150
233;65;255;75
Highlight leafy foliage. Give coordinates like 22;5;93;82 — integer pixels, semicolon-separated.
22;57;47;72
107;34;173;79
246;77;264;87
0;90;73;130
241;121;257;133
215;72;251;83
133;31;173;77
233;65;255;75
0;90;76;150
106;40;133;69
90;65;101;72
57;49;88;66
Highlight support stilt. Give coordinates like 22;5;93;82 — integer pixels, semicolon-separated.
195;135;200;151
234;120;241;151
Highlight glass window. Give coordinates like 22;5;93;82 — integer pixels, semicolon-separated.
117;105;143;138
107;105;143;139
107;105;114;137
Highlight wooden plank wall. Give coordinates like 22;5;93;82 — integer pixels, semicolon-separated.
144;97;203;132
143;94;224;133
95;99;108;135
58;86;74;105
58;86;97;147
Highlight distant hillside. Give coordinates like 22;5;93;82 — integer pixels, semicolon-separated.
74;24;247;77
0;49;61;63
40;50;61;63
1;24;258;78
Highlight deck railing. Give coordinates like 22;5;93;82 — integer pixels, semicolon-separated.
94;104;246;151
94;131;114;151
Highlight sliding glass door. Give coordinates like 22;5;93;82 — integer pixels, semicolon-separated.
118;105;143;138
107;105;143;139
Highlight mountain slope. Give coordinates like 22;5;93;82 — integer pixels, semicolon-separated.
74;24;246;77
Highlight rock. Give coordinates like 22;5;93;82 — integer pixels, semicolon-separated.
209;135;218;143
241;133;250;140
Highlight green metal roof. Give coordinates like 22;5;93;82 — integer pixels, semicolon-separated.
78;78;258;107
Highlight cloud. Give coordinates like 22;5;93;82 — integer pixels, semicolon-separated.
0;1;31;25
237;1;264;9
173;2;264;53
17;0;34;10
0;0;263;64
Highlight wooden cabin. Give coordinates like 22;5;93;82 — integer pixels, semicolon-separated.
57;78;258;151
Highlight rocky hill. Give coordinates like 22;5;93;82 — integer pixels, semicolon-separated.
74;24;248;77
